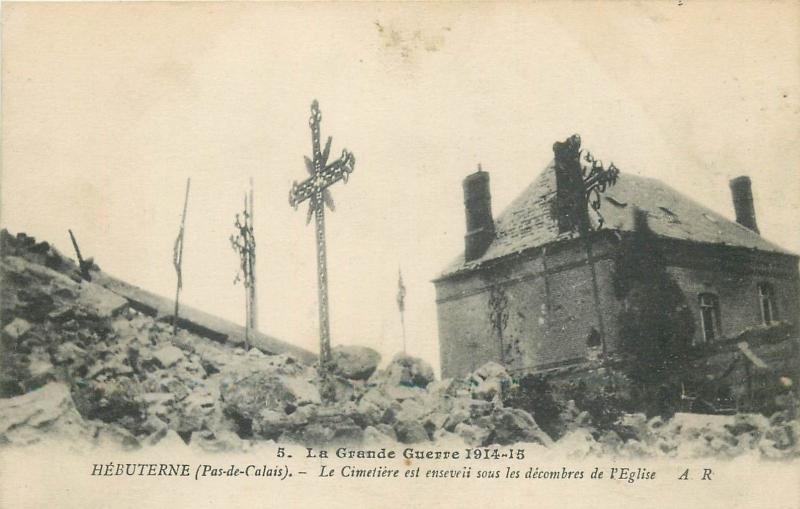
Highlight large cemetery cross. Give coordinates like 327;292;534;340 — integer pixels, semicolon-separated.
289;100;356;373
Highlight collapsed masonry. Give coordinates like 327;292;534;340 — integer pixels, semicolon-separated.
0;230;551;450
1;230;798;458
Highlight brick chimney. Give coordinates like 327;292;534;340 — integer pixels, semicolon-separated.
463;165;495;262
552;134;590;234
729;176;759;234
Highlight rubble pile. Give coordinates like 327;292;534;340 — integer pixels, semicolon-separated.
1;230;798;458
0;231;551;451
215;352;552;448
556;410;800;459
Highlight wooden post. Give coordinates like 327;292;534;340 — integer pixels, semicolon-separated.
247;178;258;342
397;267;407;354
68;229;92;281
173;178;191;336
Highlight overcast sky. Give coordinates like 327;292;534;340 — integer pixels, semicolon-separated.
3;2;799;372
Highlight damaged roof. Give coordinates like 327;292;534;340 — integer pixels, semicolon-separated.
439;160;795;278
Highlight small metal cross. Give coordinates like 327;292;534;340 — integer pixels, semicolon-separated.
289;100;355;373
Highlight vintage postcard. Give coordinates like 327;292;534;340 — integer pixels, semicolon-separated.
1;2;799;508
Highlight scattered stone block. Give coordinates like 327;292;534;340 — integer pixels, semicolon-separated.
74;281;128;319
394;420;429;444
0;383;95;446
3;317;32;340
152;345;186;369
330;345;381;380
381;353;435;388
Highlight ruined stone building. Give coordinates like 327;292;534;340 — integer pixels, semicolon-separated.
433;137;800;381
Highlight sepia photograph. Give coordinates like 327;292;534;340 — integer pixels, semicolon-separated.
1;2;799;508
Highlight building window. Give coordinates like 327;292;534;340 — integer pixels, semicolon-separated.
758;283;777;325
698;293;720;343
586;327;601;348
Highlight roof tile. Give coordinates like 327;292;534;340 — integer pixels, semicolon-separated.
439;161;794;277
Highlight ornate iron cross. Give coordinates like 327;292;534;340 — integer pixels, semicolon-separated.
488;284;509;364
289;100;356;372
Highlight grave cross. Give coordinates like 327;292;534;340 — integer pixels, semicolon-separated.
289;100;356;372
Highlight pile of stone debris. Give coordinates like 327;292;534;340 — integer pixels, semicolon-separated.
0;230;551;452
0;230;798;458
555;406;799;459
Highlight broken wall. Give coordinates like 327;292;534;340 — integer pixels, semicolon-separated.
435;234;622;379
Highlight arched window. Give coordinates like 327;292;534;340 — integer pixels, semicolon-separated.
758;283;777;325
698;293;720;343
